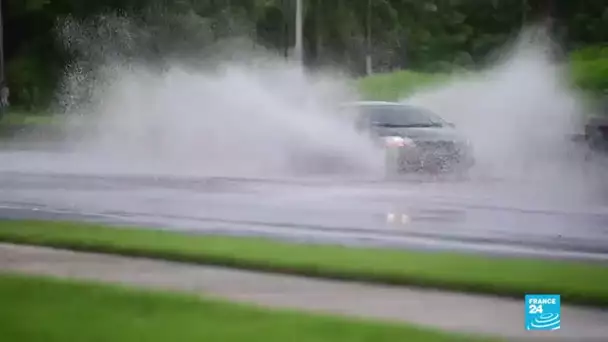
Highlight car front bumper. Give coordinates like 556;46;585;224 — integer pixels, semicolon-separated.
385;142;474;173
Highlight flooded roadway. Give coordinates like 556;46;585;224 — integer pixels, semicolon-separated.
1;150;608;262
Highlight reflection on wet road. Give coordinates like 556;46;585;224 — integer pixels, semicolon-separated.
1;151;608;261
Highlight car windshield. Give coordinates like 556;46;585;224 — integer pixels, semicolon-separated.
356;105;447;128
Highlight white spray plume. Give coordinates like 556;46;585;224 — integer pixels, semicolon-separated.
401;26;594;184
55;13;385;178
29;15;605;203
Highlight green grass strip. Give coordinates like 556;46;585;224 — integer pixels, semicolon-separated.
357;70;453;100
0;220;607;308
1;111;57;125
0;272;499;342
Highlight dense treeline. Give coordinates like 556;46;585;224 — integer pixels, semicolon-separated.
3;0;608;108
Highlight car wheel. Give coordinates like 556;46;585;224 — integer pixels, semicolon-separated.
383;148;401;179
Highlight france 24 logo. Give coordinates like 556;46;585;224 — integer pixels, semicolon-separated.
525;294;561;331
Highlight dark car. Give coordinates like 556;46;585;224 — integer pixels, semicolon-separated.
583;96;608;152
584;116;608;151
341;101;475;174
571;96;608;154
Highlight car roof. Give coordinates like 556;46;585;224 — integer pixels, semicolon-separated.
340;101;405;107
338;101;434;113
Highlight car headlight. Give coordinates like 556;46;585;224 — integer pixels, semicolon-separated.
384;136;415;148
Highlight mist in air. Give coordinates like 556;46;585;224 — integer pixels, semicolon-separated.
54;13;385;178
11;12;602;199
401;26;606;198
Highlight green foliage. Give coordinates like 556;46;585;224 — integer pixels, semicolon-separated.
570;45;608;62
571;58;608;94
8;0;51;14
358;48;608;101
3;0;608;108
358;70;452;100
6;55;52;110
568;45;608;94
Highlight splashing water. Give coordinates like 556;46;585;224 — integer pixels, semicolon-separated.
401;28;597;183
53;13;385;179
7;15;606;202
396;27;608;206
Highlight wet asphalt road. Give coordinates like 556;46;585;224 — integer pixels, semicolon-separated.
1;149;608;261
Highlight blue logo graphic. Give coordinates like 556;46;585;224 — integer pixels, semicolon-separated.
525;294;561;331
